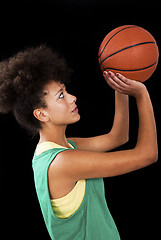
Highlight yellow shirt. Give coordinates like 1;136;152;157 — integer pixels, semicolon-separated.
36;141;86;219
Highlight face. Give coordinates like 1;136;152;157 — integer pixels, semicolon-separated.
35;81;80;127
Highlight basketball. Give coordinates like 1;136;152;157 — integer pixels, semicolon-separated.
98;25;159;82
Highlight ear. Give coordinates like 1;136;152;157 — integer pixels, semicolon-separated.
33;108;49;123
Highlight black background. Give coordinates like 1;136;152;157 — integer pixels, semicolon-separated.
1;1;161;239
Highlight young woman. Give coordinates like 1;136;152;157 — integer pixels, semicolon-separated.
0;45;158;240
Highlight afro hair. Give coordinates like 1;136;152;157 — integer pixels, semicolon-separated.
0;45;72;135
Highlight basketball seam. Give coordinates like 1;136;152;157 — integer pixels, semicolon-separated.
103;60;158;72
99;41;157;66
98;25;137;58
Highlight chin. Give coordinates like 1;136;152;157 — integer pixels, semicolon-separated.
70;114;81;124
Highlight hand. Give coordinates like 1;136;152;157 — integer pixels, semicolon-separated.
103;71;147;98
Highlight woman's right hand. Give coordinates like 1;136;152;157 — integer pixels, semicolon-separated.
103;71;147;98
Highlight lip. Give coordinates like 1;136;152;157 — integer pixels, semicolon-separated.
72;106;79;113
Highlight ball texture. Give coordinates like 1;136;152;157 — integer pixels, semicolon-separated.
98;25;159;82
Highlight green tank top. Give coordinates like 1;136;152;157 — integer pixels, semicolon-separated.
32;140;120;240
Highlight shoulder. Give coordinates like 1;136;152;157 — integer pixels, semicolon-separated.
50;148;107;181
48;147;79;182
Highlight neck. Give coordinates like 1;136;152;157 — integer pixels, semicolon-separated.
39;123;69;148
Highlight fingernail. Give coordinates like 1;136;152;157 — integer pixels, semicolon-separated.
116;73;119;77
108;71;111;75
103;71;107;75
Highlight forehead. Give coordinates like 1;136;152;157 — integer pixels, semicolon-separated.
44;81;65;94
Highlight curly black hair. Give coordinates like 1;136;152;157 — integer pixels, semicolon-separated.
0;45;72;135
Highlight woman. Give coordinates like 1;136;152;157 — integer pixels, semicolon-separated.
0;45;158;239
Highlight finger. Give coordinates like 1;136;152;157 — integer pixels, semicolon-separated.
104;71;129;94
103;71;117;85
116;73;131;85
106;75;125;92
103;71;110;80
108;71;128;89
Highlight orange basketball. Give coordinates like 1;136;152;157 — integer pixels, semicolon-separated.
98;25;159;82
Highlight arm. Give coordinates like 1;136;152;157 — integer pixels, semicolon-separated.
52;73;158;181
108;91;129;146
69;73;129;152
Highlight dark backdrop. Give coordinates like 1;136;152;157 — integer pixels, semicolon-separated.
1;1;160;239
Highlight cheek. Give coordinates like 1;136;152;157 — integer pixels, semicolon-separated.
49;103;70;122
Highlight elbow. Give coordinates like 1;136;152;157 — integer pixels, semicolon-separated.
121;128;129;145
108;129;129;149
115;135;129;148
120;133;129;146
134;145;158;167
142;149;158;165
124;135;129;145
113;135;129;149
147;144;158;164
110;124;129;147
149;150;158;164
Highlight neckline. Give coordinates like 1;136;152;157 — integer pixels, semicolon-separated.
35;140;74;156
38;141;73;149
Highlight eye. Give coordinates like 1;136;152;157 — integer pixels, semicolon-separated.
59;92;64;99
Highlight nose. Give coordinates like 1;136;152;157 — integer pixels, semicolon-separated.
68;93;77;104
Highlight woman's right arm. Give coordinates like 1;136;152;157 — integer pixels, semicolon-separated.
51;73;158;181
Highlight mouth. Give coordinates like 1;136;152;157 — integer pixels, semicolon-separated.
72;106;79;113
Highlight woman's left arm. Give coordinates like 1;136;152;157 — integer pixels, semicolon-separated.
69;72;129;152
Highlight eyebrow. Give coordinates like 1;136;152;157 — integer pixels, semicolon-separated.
55;88;63;96
55;84;66;96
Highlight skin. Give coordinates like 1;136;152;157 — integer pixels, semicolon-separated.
33;71;158;199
